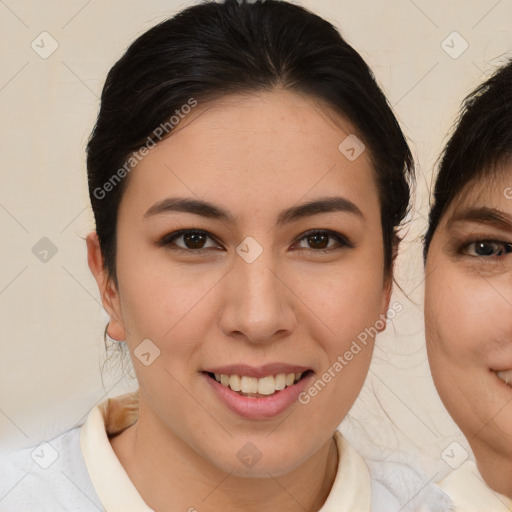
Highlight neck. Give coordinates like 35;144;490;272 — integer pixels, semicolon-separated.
474;448;512;500
109;403;339;512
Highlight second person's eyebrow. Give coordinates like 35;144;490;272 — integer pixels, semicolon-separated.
447;206;512;232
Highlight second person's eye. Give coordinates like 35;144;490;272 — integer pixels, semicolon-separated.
462;240;512;257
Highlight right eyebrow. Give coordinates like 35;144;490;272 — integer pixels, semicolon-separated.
447;206;512;233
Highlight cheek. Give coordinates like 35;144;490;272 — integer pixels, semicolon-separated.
425;274;471;361
292;264;385;380
116;228;386;367
425;266;511;366
116;236;222;333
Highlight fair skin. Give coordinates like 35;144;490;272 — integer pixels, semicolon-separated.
425;167;512;499
87;88;392;511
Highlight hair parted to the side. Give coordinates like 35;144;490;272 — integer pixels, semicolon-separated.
86;0;414;376
423;58;512;260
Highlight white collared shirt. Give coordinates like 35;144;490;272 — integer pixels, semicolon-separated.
0;391;428;512
436;460;512;511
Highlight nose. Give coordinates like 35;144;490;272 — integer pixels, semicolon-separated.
218;246;296;345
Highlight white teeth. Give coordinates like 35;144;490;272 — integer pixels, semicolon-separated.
497;370;512;386
229;374;241;391
212;371;304;395
241;376;258;393
257;376;275;395
275;373;286;390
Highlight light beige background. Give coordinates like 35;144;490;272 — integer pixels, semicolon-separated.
1;0;511;481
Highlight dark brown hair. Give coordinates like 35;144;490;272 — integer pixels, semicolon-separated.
424;59;512;259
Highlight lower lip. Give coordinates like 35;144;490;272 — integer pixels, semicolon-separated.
203;372;314;420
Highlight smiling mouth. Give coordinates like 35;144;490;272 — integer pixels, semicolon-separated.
205;371;312;398
495;369;512;387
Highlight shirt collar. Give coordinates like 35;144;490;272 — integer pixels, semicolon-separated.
79;391;153;512
437;459;512;511
80;391;371;512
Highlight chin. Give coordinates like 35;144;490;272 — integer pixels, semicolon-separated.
205;439;314;478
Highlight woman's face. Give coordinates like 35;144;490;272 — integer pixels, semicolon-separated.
425;167;512;480
90;89;391;476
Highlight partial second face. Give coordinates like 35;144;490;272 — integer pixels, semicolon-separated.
425;166;512;463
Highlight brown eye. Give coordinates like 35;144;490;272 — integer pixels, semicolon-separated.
159;230;220;251
182;232;207;249
295;230;352;252
307;232;329;249
158;228;352;254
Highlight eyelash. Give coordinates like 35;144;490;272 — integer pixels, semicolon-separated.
460;239;512;258
157;229;353;254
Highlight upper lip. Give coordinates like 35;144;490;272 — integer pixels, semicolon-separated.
204;363;311;378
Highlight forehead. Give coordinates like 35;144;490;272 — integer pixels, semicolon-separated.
118;89;379;222
443;164;512;221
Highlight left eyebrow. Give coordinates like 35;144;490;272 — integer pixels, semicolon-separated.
446;206;512;233
142;196;365;225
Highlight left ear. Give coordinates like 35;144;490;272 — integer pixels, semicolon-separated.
378;234;399;332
